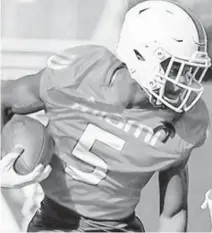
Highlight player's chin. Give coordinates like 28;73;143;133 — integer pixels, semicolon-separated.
164;94;181;106
165;91;200;110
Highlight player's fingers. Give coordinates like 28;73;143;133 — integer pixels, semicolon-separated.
2;164;45;188
42;165;52;177
32;164;46;177
25;164;52;183
23;164;45;182
34;164;45;173
37;165;52;182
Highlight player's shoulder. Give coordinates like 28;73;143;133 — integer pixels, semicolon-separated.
41;45;120;90
47;44;116;70
176;98;210;148
68;44;115;58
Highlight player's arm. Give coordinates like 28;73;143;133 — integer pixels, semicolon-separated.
1;70;45;128
1;70;52;188
158;163;188;232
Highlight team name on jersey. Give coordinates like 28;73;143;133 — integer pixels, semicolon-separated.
71;103;163;146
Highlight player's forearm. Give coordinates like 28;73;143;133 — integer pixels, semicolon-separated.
1;76;45;124
158;209;187;232
158;165;188;232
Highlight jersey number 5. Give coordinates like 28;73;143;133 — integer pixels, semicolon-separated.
65;124;125;185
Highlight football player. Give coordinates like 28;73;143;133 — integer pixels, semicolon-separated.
1;0;211;232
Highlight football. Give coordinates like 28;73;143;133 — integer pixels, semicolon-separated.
1;114;54;175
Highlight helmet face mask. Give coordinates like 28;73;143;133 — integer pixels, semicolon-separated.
116;0;211;113
152;51;209;112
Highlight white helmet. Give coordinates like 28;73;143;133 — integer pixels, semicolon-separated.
116;0;211;112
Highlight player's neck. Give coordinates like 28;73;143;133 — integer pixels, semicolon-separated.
114;67;152;110
122;81;151;110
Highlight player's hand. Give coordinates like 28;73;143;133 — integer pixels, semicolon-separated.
0;147;52;188
201;189;212;231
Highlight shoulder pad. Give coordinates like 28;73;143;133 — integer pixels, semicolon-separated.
47;45;114;71
44;45;120;88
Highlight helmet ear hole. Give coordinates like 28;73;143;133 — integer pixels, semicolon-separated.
134;50;145;61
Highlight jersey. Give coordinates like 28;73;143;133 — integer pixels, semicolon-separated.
39;45;209;220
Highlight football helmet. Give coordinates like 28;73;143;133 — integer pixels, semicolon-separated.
116;0;211;112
